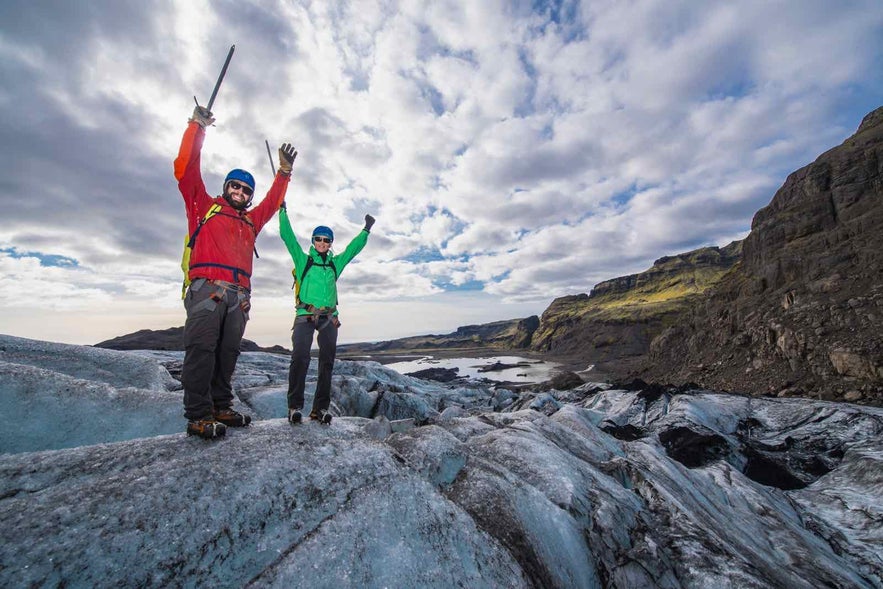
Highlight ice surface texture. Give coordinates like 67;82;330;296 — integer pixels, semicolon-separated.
1;334;881;587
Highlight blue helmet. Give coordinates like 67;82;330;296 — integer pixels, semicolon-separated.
223;169;255;209
312;225;334;242
224;169;255;191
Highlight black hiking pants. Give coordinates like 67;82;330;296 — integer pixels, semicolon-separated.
287;315;338;413
181;279;249;421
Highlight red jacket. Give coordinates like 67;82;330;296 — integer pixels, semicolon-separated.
174;121;289;290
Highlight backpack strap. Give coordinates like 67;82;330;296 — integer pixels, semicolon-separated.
186;203;223;248
292;257;338;304
181;204;223;298
300;258;337;283
299;256;316;284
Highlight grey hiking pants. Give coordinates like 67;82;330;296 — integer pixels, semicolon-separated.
182;278;250;421
287;315;338;412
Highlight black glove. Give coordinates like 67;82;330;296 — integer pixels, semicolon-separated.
364;214;375;232
279;143;297;175
190;105;215;128
280;200;287;211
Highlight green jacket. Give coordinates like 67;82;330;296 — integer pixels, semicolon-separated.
279;208;369;316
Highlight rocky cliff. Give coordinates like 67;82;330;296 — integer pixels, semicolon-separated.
640;107;883;404
529;242;741;372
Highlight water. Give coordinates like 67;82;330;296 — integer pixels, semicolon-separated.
384;355;562;384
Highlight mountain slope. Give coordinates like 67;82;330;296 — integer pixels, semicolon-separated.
640;107;883;403
529;242;742;371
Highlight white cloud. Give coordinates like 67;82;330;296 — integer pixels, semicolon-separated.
0;254;113;311
1;0;881;345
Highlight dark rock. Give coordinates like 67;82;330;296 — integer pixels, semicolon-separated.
478;361;529;373
636;384;669;403
658;426;732;468
600;421;646;441
547;371;584;391
160;360;183;383
406;367;461;382
616;378;651;391
742;448;809;490
611;379;674;403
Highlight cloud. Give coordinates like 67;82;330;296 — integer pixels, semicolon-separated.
1;0;881;346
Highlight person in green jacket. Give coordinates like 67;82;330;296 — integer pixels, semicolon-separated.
279;206;374;424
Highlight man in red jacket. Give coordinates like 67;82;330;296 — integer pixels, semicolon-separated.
174;105;296;439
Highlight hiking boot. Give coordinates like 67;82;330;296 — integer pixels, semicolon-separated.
288;408;303;425
214;408;252;427
187;418;226;439
309;409;333;425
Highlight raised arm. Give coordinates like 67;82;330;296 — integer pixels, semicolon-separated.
333;215;373;274
279;207;308;271
249;143;296;232
174;107;215;233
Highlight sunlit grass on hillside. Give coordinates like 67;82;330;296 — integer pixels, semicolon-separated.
604;267;724;304
555;265;736;322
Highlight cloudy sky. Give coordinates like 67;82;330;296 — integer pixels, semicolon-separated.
1;0;881;348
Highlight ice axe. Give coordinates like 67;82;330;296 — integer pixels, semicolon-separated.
193;44;236;111
265;139;276;175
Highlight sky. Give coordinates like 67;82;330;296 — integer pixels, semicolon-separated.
1;0;881;349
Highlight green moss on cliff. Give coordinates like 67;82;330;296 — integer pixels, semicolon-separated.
532;244;741;354
568;266;733;318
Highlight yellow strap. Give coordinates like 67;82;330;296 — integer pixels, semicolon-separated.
203;203;223;221
181;203;225;298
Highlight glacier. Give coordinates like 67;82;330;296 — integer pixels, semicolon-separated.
0;334;881;588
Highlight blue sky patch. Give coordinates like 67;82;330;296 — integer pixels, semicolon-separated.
705;78;754;102
534;0;577;25
438;278;484;291
421;83;446;116
402;248;446;264
514;48;538;117
1;247;79;268
532;0;583;41
611;183;642;208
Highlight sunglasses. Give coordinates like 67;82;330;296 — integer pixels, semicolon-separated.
313;236;332;244
227;181;253;196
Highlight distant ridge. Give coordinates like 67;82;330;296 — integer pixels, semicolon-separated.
337;316;540;355
95;326;289;355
